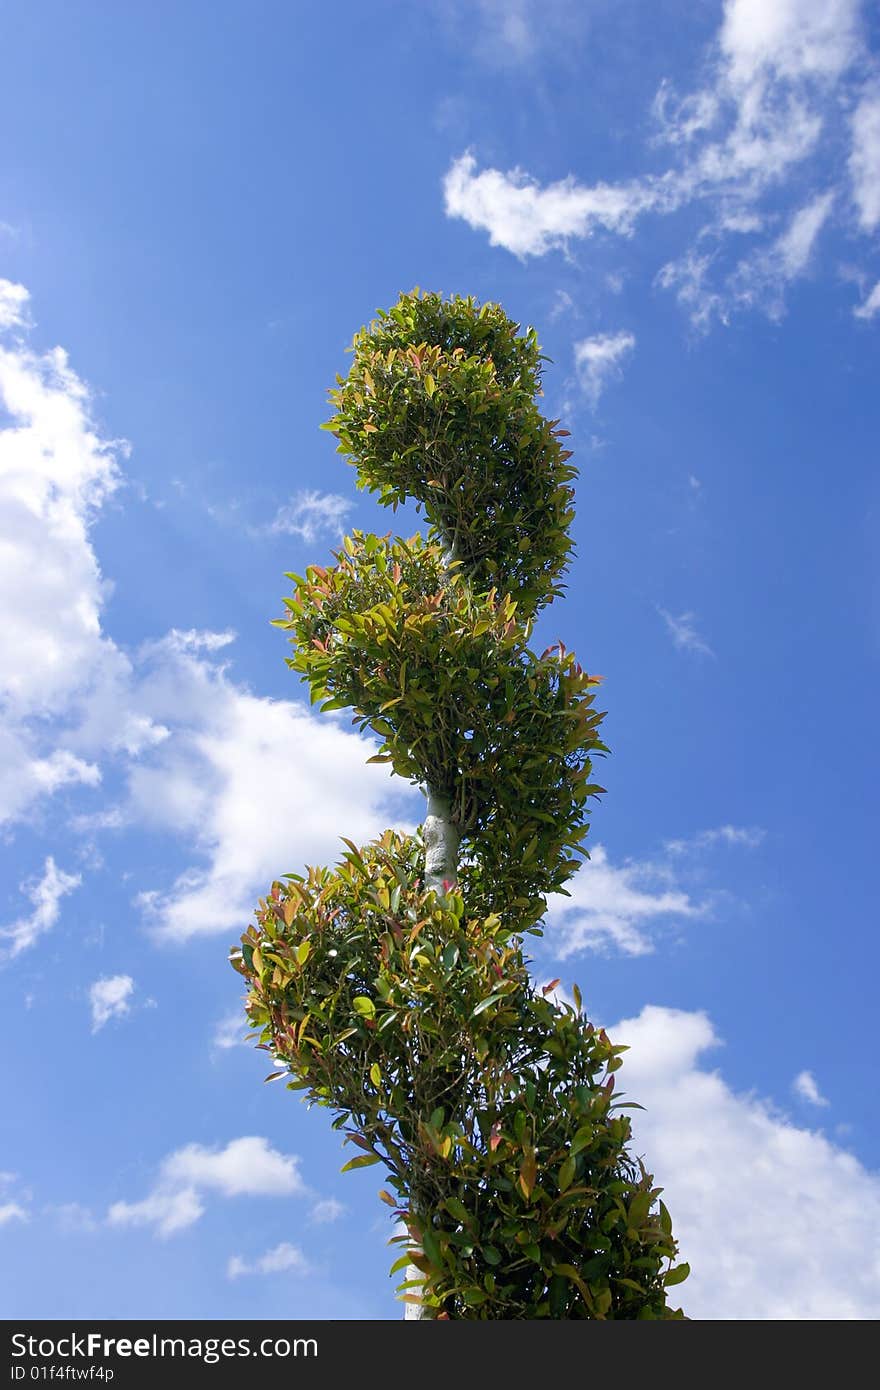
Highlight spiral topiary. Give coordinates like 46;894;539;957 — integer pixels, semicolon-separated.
231;291;687;1319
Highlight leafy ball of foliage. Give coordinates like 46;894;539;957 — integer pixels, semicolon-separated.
324;291;577;617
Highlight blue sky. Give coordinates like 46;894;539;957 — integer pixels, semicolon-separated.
1;0;878;1320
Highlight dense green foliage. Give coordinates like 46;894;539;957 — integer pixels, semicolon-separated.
325;293;576;617
231;290;687;1318
280;529;606;925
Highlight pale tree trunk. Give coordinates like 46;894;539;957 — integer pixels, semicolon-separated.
422;787;460;896
405;785;460;1321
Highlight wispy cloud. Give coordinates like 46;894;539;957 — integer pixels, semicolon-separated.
658;608;715;658
227;1241;309;1280
440;0;588;71
0;1201;29;1226
544;843;706;957
0;279;30;330
444;151;671;260
212;1009;249;1051
89;975;135;1033
310;1197;345;1225
665;825;765;854
267;490;353;544
0;858;81;958
793;1069;829;1107
854;279;880;320
443;0;872;327
727;191;834;318
107;1137;306;1239
849;83;880;232
573;331;636;407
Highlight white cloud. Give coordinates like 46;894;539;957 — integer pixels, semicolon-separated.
443;152;671;260
161;628;237;655
0;857;81;958
107;1136;306;1239
854;279;880;320
0;1201;29;1226
107;1186;204;1239
573;331;636;407
0;295;409;926
793;1069;829;1108
614;1005;880;1319
544;844;705;957
268;490;353;544
310;1197;345;1225
227;1241;309;1279
850;85;880;231
718;0;860;88
128;631;410;941
444;1;867;321
89;974;135;1032
656;251;727;330
549;289;576;321
0;285;132;826
772;191;834;276
213;1009;249;1050
52;1202;97;1233
441;0;588;70
162;1136;304;1197
729;191;833;317
658;608;714;657
0;279;30;330
661;190;833;327
665;825;765;854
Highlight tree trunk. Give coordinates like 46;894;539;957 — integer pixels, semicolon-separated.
422;786;460;896
405;785;460;1320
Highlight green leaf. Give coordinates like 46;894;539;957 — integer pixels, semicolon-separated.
471;992;504;1018
369;1062;382;1087
421;1226;442;1267
558;1155;576;1192
352;996;376;1018
340;1153;381;1172
553;1263;594;1310
571;1123;595;1156
664;1262;690;1287
444;1197;469;1224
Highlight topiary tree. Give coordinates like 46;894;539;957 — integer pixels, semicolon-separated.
230;291;688;1319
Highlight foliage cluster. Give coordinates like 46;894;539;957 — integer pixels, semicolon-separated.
231;833;687;1318
232;291;687;1318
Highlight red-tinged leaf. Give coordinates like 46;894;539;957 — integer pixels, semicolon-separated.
378;1190;396;1207
542;978;561;996
263;1071;285;1083
489;1122;502;1153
